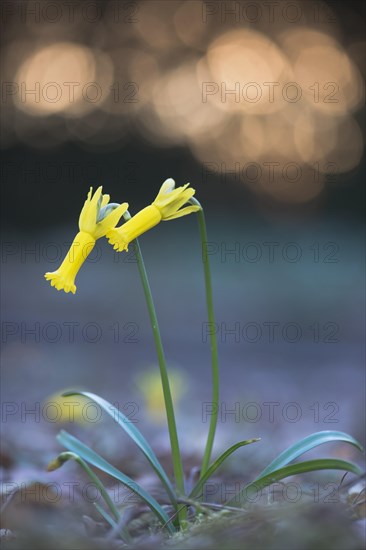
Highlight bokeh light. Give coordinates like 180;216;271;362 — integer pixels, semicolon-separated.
1;0;364;205
14;42;98;116
206;29;292;115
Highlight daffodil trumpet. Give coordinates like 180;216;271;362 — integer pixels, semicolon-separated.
107;178;200;252
45;186;128;294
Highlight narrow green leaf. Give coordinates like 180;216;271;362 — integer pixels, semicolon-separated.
94;501;119;529
57;430;175;534
63;391;177;507
226;458;363;506
94;502;131;543
189;439;260;500
257;431;363;479
48;450;122;526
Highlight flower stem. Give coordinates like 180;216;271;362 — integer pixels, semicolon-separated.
189;198;219;477
123;212;185;501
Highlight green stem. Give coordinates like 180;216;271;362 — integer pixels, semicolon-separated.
123;212;185;500
189;198;219;477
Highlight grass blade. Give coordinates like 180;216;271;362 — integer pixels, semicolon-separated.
256;431;363;479
227;458;363;506
63;391;177;507
57;430;175;534
189;439;260;500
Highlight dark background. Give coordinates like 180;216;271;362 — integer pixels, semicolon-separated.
1;0;365;229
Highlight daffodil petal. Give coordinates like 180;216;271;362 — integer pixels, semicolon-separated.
152;180;198;221
163;189;196;216
89;186;103;213
79;186;103;233
157;178;176;196
95;202;129;239
163;205;201;220
97;203;121;223
101;202;129;228
78;186;93;228
156;184;190;208
101;194;110;208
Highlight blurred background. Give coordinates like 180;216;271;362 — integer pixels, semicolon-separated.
1;0;365;496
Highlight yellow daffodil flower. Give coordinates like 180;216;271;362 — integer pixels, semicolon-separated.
43;392;93;424
107;178;200;252
45;187;128;294
136;368;187;424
